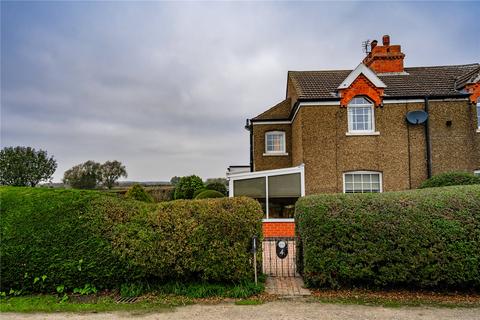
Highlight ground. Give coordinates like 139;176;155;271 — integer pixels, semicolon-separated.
2;300;480;320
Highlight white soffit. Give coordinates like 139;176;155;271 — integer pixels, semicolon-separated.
337;63;387;90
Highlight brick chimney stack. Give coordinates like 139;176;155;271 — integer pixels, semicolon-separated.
363;35;405;73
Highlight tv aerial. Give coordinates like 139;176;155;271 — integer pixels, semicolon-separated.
362;40;371;54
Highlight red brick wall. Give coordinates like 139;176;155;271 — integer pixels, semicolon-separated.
262;222;295;238
339;74;384;107
466;83;480;103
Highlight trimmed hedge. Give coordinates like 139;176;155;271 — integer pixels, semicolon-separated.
0;187;262;293
296;185;480;290
195;190;225;199
419;171;480;189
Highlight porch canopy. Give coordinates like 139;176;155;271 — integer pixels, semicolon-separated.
228;165;305;221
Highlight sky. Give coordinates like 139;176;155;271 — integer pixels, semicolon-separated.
1;1;479;182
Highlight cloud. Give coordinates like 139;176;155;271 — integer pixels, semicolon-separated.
2;2;479;181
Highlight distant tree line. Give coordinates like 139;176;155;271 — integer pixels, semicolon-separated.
63;160;127;189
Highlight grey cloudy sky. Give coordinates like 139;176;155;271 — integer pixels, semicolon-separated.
2;1;479;182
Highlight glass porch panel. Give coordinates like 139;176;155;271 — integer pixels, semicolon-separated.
233;177;266;198
267;173;301;219
268;173;301;197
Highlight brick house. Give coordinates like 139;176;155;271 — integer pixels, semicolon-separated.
227;35;480;238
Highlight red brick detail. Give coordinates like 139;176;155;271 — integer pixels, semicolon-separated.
362;35;405;73
465;83;480;104
263;222;295;238
339;74;384;107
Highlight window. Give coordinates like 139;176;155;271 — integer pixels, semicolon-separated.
343;171;382;193
474;170;480;177
347;97;375;134
265;131;286;154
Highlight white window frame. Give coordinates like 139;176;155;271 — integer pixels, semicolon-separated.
347;96;377;135
264;131;287;155
228;165;305;222
474;170;480;177
343;171;383;193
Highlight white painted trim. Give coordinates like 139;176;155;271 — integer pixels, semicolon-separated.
337;63;387;90
262;218;295;223
265;131;286;154
263;152;289;156
474;170;480;177
346;131;380;136
252;121;291;125
342;171;383;193
383;99;424;104
228;164;304;180
252;97;471;126
476;128;480;133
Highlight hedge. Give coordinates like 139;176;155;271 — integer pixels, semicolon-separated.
124;184;154;202
195;190;225;199
0;187;262;293
419;171;480;188
295;185;480;290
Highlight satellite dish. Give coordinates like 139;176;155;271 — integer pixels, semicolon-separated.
406;110;428;125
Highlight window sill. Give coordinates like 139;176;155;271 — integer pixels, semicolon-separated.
263;152;289;156
476;128;480;133
346;131;380;136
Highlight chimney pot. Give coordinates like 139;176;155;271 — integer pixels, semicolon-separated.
382;35;390;46
371;40;378;50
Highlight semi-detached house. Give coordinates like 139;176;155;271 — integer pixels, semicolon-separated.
227;35;480;238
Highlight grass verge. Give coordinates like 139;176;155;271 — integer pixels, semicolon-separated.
310;289;480;308
0;295;184;314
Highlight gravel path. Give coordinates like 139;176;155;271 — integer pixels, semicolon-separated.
2;300;480;320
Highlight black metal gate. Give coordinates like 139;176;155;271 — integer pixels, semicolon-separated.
262;237;297;277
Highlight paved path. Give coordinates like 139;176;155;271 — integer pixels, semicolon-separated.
265;277;311;296
3;300;480;320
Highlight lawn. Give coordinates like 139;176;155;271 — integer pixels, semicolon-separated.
0;294;181;314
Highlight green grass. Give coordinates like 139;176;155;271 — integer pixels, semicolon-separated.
0;295;181;314
0;281;265;313
234;299;264;305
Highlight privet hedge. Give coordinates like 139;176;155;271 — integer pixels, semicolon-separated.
296;185;480;290
0;187;262;293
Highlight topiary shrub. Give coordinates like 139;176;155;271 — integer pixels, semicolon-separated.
193;188;206;199
295;185;480;290
124;184;154;203
195;190;225;199
419;171;480;188
174;175;204;199
205;182;228;196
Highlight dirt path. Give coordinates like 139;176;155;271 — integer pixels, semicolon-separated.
3;300;480;320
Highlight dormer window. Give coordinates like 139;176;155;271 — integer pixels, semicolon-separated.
347;96;377;135
265;131;286;155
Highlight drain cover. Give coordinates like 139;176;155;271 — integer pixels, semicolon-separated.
115;296;139;303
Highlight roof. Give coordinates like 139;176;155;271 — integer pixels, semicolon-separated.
252;98;291;120
252;63;479;121
289;63;479;99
